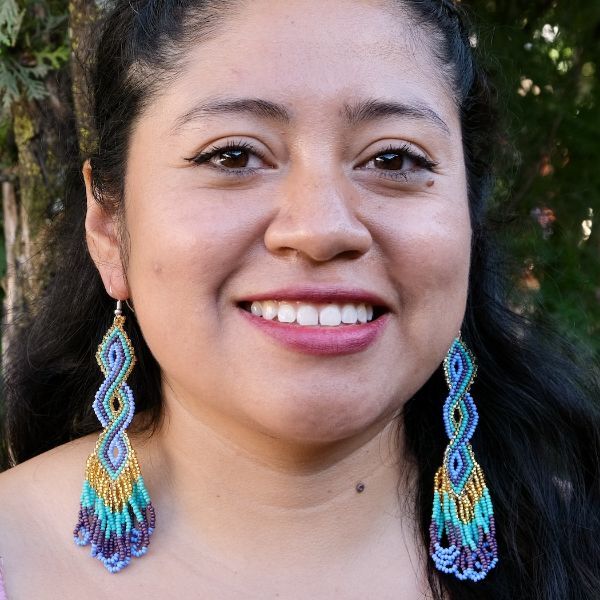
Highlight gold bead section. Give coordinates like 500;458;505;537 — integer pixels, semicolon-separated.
86;433;142;512
434;444;488;524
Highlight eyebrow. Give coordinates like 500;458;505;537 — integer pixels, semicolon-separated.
173;98;291;131
343;98;450;136
173;96;451;136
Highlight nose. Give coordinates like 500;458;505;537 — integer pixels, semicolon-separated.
264;167;372;263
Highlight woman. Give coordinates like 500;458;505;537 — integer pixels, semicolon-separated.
1;0;599;598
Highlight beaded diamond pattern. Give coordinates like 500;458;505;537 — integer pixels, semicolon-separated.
429;337;498;581
74;314;155;572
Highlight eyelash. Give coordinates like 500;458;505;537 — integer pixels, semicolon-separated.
363;143;439;182
186;139;439;181
187;140;266;177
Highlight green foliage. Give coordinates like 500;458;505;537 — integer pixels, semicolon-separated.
0;0;25;47
0;0;69;114
468;1;600;356
0;57;48;111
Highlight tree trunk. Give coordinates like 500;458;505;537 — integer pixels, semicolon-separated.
0;0;97;357
69;0;99;155
2;180;20;368
1;74;78;349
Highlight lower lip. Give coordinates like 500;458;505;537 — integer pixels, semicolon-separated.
237;308;389;355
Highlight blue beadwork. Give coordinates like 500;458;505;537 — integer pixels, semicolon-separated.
429;337;498;581
73;313;155;573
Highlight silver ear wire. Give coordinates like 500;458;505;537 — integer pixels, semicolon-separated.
125;299;135;313
115;300;123;316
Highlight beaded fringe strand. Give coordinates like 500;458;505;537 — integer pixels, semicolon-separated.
429;337;498;581
74;310;155;572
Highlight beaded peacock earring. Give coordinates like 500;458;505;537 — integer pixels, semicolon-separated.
429;335;498;581
74;300;155;572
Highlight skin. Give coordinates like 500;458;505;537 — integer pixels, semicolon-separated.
0;1;471;598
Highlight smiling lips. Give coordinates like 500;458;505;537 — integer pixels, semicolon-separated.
247;300;375;327
237;287;390;355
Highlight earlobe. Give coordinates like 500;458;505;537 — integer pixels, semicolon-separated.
83;160;130;300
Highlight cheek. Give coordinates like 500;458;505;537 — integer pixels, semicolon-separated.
373;194;471;351
396;209;470;297
121;181;266;368
124;178;264;299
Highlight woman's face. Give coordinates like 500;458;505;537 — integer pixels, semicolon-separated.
91;0;471;444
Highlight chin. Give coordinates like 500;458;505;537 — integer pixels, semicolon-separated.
245;390;397;446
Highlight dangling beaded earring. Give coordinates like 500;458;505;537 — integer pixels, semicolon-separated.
74;300;155;572
429;334;498;581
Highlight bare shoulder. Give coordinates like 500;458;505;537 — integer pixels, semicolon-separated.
0;434;97;509
0;429;160;598
0;436;97;587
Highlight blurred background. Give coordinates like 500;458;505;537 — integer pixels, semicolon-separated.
469;1;600;359
0;0;599;358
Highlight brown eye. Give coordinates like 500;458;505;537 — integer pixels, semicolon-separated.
373;152;408;170
215;149;250;169
356;143;439;183
188;140;268;177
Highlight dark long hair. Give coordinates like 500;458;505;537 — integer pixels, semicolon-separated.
3;1;600;598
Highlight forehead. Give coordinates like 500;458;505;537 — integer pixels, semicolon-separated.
147;0;458;133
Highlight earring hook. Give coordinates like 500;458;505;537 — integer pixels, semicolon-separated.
109;284;134;314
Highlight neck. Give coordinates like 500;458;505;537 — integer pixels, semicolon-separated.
138;384;419;572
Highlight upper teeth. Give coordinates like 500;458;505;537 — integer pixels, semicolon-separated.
249;301;375;326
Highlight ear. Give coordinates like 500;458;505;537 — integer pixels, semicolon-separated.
83;160;130;300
